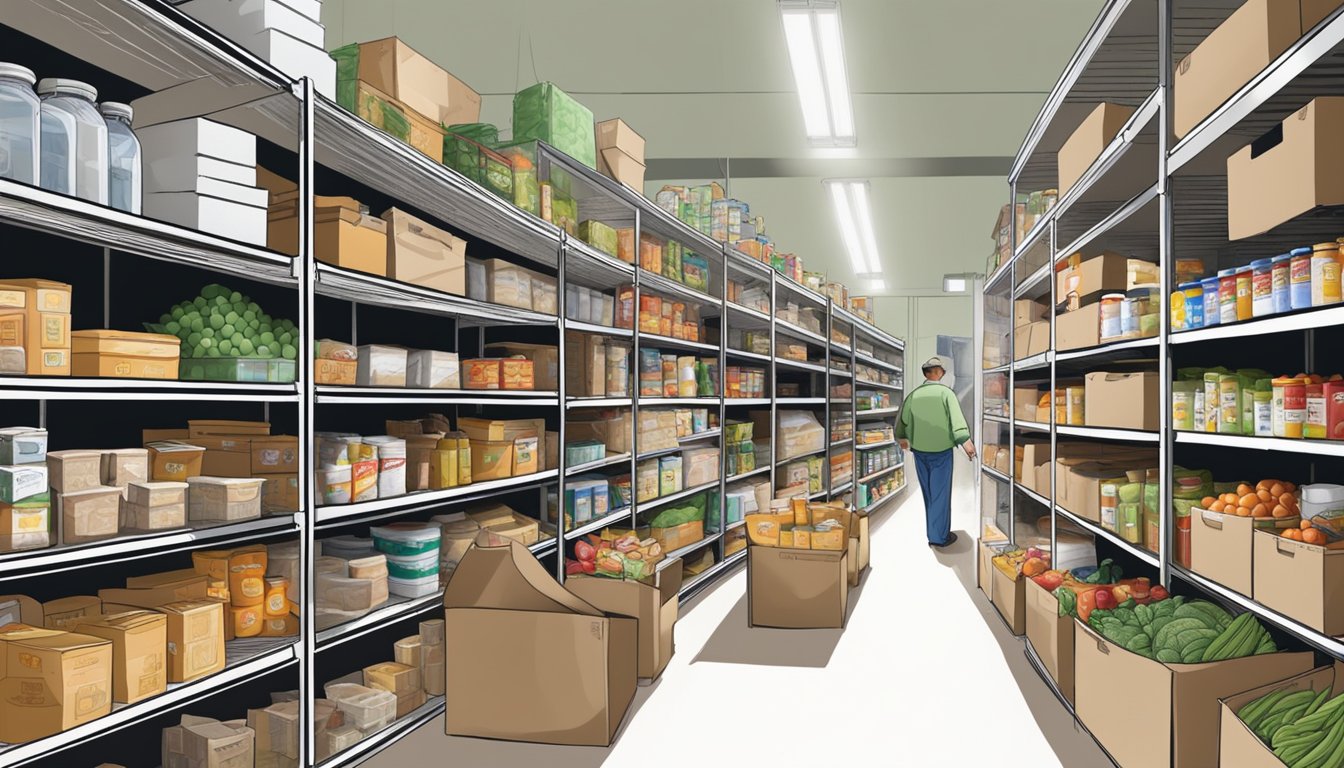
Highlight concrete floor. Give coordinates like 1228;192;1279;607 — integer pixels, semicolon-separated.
363;457;1113;767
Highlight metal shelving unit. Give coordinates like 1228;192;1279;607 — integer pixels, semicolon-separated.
0;3;912;765
978;1;1344;762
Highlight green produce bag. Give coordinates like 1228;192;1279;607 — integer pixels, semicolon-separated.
330;43;360;110
579;220;618;258
495;140;541;215
446;123;499;146
647;493;706;528
512;81;597;169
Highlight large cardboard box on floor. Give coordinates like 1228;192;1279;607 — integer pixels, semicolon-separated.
1058;104;1136;197
1228;96;1344;239
1174;0;1302;139
1218;662;1344;768
1190;508;1255;597
442;536;637;746
566;559;683;681
1025;578;1074;704
748;545;849;630
848;507;871;587
978;539;998;598
0;624;113;743
989;550;1026;635
1084;371;1159;430
1253;528;1344;634
1074;618;1312;768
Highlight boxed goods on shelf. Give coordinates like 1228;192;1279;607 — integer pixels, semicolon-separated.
70;329;181;379
1229;97;1344;240
567;558;681;681
0;623;112;743
1014;320;1049;360
563;477;610;527
282;195;387;274
0;492;49;552
364;661;426;718
161;715;255;768
187;477;263;522
326;681;396;734
484;342;558;390
595;118;646;191
331;37;480;135
57;486;119;544
745;500;859;629
382;207;467;294
1074;594;1313;768
73;610;166;705
1014;298;1047;326
1083;370;1159;430
160;599;227;682
357;344;407;387
1057;103;1136;197
578;219;619;258
466;502;542;547
512;81;596;170
42;595;103;629
122;480;187;531
403;349;459;389
442;537;637;746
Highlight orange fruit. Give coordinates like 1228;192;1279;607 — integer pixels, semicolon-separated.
1237;506;1253;517
1281;494;1299;511
1270;483;1286;498
1273;505;1291;518
1201;496;1217;508
1211;500;1226;513
1304;529;1325;545
1240;493;1261;508
1303;519;1315;530
1238;484;1254;497
1257;489;1274;504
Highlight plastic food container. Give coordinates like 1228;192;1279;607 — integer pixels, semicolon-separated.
0;64;39;185
179;356;297;383
1173;381;1199;431
1180;282;1204;329
1271;253;1292;314
1100;293;1124;339
1235;266;1253;321
100;102;140;214
1218;268;1238;324
371;522;441;557
1250;259;1274;317
1307;382;1328;440
388;573;440;598
325;683;397;732
1273;377;1307;439
318;465;352;505
1312;242;1342;306
364;436;406;499
1200;275;1220;327
36;78;107;203
1291;247;1314;309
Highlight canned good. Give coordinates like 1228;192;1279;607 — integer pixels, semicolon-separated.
1201;275;1220;327
1313;242;1342;306
1218;268;1239;324
1251;258;1275;317
1271;254;1291;314
1100;293;1124;339
1180;282;1204;329
1236;266;1253;321
1291;247;1313;310
1273;377;1306;439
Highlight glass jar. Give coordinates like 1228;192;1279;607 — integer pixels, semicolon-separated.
1251;258;1275;317
100;102;140;214
37;78;107;204
1235;265;1253;321
1100;293;1124;340
0;63;39;185
1180;281;1204;329
1312;242;1341;306
1291;247;1313;309
1271;254;1292;314
1200;275;1220;327
1218;268;1239;324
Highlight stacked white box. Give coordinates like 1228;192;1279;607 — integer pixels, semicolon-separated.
180;0;335;97
135;117;267;245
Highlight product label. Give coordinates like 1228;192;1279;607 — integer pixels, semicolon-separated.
1255;402;1273;436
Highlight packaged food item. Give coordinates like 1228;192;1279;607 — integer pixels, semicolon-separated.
187;477;264;521
1290;247;1313;310
1313;242;1342;306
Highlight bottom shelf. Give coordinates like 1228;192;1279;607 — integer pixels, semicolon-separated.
322;695;446;767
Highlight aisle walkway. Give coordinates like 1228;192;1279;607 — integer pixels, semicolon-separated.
366;461;1112;767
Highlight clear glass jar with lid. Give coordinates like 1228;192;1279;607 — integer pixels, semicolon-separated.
37;78;107;204
0;63;39;185
100;102;140;214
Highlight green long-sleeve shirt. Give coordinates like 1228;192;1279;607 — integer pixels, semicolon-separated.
894;381;971;453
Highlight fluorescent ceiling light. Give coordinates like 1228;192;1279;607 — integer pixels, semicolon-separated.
780;1;855;146
943;276;968;294
827;179;882;289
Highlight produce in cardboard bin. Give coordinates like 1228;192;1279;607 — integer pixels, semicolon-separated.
1200;479;1300;520
1238;682;1344;765
566;531;662;580
1086;595;1277;663
991;547;1049;581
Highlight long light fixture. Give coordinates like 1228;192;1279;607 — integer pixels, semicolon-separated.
826;179;883;290
780;0;855;146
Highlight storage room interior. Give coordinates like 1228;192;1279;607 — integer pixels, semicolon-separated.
16;0;1344;766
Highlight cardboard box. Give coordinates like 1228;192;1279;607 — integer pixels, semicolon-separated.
99;570;208;610
47;449;102;494
1014;298;1047;326
484;342;558;391
1058;103;1136;197
1304;0;1344;29
1057;251;1132;301
565;560;682;681
1218;662;1344;768
74;610;167;704
1056;303;1101;351
1253;528;1344;634
188;420;270;438
747;546;849;629
1025;579;1074;704
162;715;255;768
382;207;466;296
1073;618;1312;768
42;595;101;629
161;599;225;682
0;625;112;743
101;448;149;490
1084;371;1159;431
1174;0;1302;139
978;539;996;598
1190;509;1255;597
989;560;1025;635
564;331;605;397
343;37;481;126
363;661;420;695
1014;385;1043;422
260;473;299;513
442;538;637;746
147;441;206;483
1014;321;1049;361
1228;96;1344;240
250;436;298;474
598;147;645;191
306;204;388;275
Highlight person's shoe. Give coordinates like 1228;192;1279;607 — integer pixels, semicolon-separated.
931;532;959;548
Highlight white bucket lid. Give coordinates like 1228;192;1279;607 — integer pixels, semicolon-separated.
371;522;442;541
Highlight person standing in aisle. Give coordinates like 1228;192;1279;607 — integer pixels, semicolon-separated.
895;357;976;548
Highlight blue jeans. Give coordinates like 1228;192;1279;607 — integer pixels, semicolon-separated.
913;449;954;545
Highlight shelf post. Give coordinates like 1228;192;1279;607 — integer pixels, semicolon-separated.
1158;0;1174;589
295;75;317;768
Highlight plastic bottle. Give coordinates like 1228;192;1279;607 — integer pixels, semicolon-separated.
1200;275;1220;327
36;79;107;203
1312;243;1342;306
100;102;140;214
1250;258;1275;317
1290;247;1313;310
1235;265;1253;321
1271;254;1291;314
0;63;39;185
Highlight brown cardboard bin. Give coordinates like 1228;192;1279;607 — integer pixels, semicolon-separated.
442;537;637;746
382;207;466;296
0;624;112;743
351;37;481;127
1056;303;1101;351
1057;250;1131;300
567;559;682;681
1074;618;1312;767
1253;528;1344;634
1191;508;1254;597
747;545;848;629
989;560;1025;635
1058;103;1136;197
1013;320;1049;361
1084;371;1159;431
1026;578;1074;704
1218;662;1344;768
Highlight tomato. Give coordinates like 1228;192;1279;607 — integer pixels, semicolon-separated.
574;540;597;562
565;559;584;576
1033;571;1065;591
580;560;596;574
1150;585;1169;601
1095;588;1117;611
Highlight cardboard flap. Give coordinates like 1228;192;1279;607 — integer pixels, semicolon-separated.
444;538;602;617
655;558;684;603
0;594;42;626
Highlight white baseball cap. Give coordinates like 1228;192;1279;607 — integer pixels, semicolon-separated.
921;356;945;371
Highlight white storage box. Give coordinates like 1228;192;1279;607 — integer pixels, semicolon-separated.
243;27;336;98
180;0;325;47
407;350;460;389
357;345;408;387
135;118;257;167
143;191;266;245
324;683;396;732
144;153;256;190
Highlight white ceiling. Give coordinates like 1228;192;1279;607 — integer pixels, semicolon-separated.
323;0;1105;292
